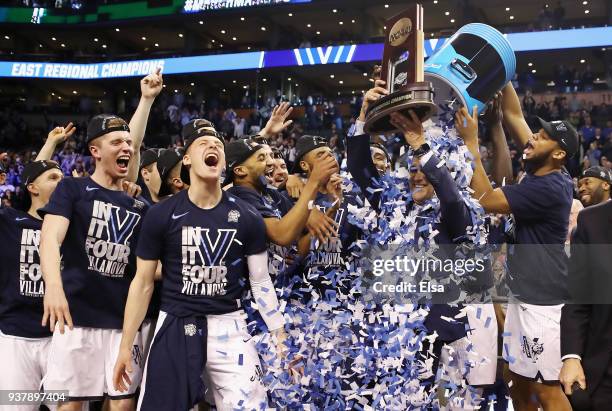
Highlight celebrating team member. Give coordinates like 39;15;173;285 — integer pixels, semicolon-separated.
456;82;578;411
577;166;611;207
39;114;150;409
226;138;337;279
0;123;74;411
270;148;289;189
137;149;161;204
113;127;288;411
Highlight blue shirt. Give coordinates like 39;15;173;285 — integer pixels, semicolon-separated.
227;185;294;279
136;190;267;317
501;170;573;304
0;208;52;338
39;177;148;329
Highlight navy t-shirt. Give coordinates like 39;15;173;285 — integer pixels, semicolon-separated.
227;185;293;278
302;192;361;296
501;170;573;304
136;190;267;317
0;208;52;339
39;177;148;329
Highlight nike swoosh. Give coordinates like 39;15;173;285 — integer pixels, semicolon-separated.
172;212;189;220
15;217;28;221
85;186;99;192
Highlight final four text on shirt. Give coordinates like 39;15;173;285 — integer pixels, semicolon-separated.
85;200;141;277
19;229;44;297
180;226;234;296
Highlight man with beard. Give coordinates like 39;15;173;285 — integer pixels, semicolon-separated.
577;166;611;207
225;138;337;280
456;82;578;411
270;148;289;189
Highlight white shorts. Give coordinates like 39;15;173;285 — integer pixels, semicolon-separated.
0;331;51;411
138;310;267;411
42;326;144;400
461;303;498;386
140;319;155;361
503;298;563;382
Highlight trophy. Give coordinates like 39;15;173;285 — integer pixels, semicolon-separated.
364;4;437;134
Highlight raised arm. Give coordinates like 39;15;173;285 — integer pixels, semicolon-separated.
113;257;158;392
40;214;72;333
455;106;512;214
259;102;294;139
127;68;163;183
390;110;472;239
500;82;532;149
36;122;76;161
484;94;513;186
346;79;389;208
264;154;337;246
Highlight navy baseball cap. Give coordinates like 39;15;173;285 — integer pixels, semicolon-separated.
86;114;130;144
537;117;579;158
181;119;224;152
223;139;264;185
21;160;62;211
140;149;160;169
157;148;185;197
581;166;612;184
292;135;328;173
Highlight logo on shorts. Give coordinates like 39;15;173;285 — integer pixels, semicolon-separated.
228;209;240;223
184;323;197;336
132;345;142;366
250;364;264;382
521;336;544;362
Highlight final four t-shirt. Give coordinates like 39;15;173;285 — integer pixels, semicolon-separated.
227;185;294;279
136;190;267;317
303;192;361;296
0;208;51;339
39;177;148;329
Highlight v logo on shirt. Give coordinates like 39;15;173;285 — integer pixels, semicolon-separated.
182;227;236;266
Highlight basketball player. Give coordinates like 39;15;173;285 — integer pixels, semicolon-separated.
137;149;161;204
270;149;289;189
39;114;150;410
0;123;74;411
113;126;288;410
456;82;577;411
226;138;337;279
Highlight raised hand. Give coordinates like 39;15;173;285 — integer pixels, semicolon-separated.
140;67;163;100
47;122;76;146
389;110;425;149
261;102;294;136
359;79;389;121
483;93;503;125
454;106;479;152
308;154;339;187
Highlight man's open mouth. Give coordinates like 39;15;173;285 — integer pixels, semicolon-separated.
116;155;130;168
204;153;219;167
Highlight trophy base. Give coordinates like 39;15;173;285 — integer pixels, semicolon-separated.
364;81;437;135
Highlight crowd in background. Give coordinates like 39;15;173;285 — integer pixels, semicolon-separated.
1;85;611;208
